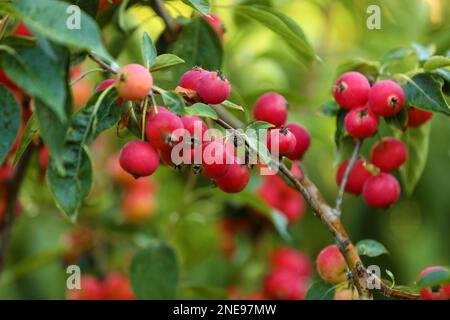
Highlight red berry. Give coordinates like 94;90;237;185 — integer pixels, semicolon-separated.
202;140;233;179
203;13;225;41
362;173;400;208
67;275;105;300
271;247;312;278
122;185;156;224
333;72;370;109
316;244;347;284
197;71;230;104
263;270;307;300
370;137;407;172
145;111;184;152
103;273;135;300
344;106;379;139
284;123;311;160
215;163;250;193
267;128;296;156
179;68;211;90
180;115;207;138
368;80;405;117
14;22;32;37
116;64;153;101
253;92;288;127
418;266;450;300
119;141;159;178
407;107;433;128
336;160;372;195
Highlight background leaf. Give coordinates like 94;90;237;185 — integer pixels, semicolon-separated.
0;86;21;164
356;239;389;257
305;281;335;300
150;54;185;72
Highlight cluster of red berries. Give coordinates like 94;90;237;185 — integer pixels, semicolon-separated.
418;266;450;300
67;273;134;300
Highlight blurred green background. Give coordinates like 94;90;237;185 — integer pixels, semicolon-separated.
0;0;449;299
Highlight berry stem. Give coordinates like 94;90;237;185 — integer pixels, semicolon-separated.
140;97;149;140
70;68;106;86
335;139;362;214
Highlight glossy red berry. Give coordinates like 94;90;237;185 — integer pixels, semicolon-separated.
419;266;450;300
67;275;105;300
197;71;231;104
116;64;153;101
179;67;211;90
368;80;405;117
316;244;347;284
216;163;250;193
333;72;370;109
284;123;310;160
344;106;379;139
253;92;288;127
407;107;433;128
336;159;372;195
263;270;307;300
119;141;159;178
145;111;184;152
203;13;225;41
362;173;400;208
180;115;207;138
271;247;312;278
202;140;232;179
370;137;407;172
267;128;296;156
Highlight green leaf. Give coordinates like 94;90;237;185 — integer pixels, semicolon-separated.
169;17;222;75
434;68;450;95
386;269;395;288
395;121;431;196
305;281;335;300
13;114;39;166
184;103;217;119
13;0;111;61
130;242;179;300
336;58;380;81
417;269;450;289
182;0;211;15
334;109;348;147
321;101;340;117
384;107;408;131
142;32;157;69
220;100;245;112
160;91;185;115
66;0;99;18
92;93;127;139
356;239;389;257
1;45;69;122
0;86;21;164
245;121;273;167
246;121;274;131
423;56;450;71
150;54;185;72
404;73;450;115
235;5;316;64
411;43;435;62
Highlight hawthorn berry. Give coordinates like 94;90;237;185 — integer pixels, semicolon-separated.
266;128;296;156
215;163;250;193
370;137;407;172
122;185;156;224
362;173;400;208
253;92;288;127
368;80;405;117
316;244;347;284
197;71;231;104
180;115;207;138
333;72;371;109
202;140;232;179
103;273;135;300
418;266;450;300
116;64;153;101
344;106;379;139
119;141;159;178
179;67;211;90
67;275;105;300
336;159;372;195
145;111;184;152
407;107;433;128
263;270;307;300
203;13;225;41
271;247;312;278
284;123;311;160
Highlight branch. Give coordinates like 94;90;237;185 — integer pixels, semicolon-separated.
335;139;362;214
149;0;177;39
0;146;34;274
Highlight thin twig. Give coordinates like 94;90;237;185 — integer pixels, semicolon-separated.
0;146;34;274
70;68;106;86
88;54;117;74
149;0;177;39
335;139;362;214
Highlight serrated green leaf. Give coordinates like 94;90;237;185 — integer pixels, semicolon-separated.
417;269;450;289
184;103;217;119
220;100;245;112
356;239;389;257
404;73;450;115
182;0;210;15
306;281;335;300
395;122;431;196
130;242;178;299
150;54;185;72
0;86;21;164
13;114;39;166
142;32;157;69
